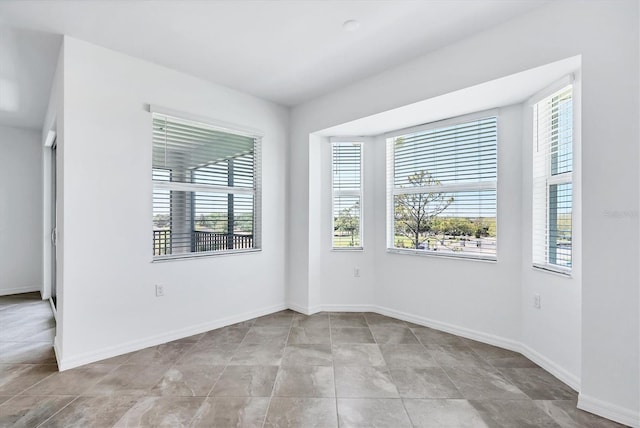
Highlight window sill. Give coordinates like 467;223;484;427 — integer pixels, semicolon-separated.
152;248;261;262
332;247;364;252
532;264;572;278
386;248;496;263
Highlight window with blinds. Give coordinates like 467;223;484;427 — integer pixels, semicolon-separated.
386;115;497;259
332;142;362;249
532;84;573;273
152;113;261;259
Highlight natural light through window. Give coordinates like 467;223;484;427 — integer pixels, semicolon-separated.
533;84;573;273
152;113;261;259
386;114;498;260
332;142;363;249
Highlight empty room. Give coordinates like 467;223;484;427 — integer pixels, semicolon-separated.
0;1;638;427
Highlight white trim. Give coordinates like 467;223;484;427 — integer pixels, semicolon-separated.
329;136;370;143
152;248;261;262
44;130;56;148
331;141;364;250
152;180;255;195
386;248;497;262
384;108;499;139
147;104;263;139
42;131;57;302
578;394;639;428
290;303;583;393
527;73;575;106
375;305;523;353
0;285;41;296
385;113;498;259
53;335;62;369
393;180;497;195
531;81;574;272
151;112;262;261
519;344;580;391
56;303;287;371
49;298;57;321
532;263;572;277
287;301;313;315
307;304;376;314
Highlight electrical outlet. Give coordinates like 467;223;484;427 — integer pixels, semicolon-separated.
354;267;360;277
534;293;541;309
155;284;165;297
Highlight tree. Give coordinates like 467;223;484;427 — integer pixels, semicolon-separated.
198;214;208;228
334;202;359;246
394;171;453;249
153;214;170;229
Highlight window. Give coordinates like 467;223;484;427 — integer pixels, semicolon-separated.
332;142;363;249
386;114;497;260
533;84;573;273
152;113;261;259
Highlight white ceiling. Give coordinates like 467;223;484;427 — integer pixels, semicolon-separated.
0;0;549;130
0;26;61;129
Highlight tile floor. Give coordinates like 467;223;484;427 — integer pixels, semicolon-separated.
0;293;628;427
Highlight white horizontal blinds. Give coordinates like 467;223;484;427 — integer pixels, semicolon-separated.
394;117;497;187
332;142;362;248
388;116;497;258
533;85;573;270
152;113;259;257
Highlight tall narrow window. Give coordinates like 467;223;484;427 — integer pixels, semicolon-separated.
332;142;362;249
152;113;261;259
387;115;498;260
533;84;573;272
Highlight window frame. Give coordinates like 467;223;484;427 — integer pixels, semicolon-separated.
150;106;262;262
385;109;499;261
330;139;364;251
530;76;575;276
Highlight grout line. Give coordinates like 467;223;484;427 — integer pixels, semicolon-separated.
35;395;81;428
185;324;248;427
329;312;341;428
260;312;294;428
8;364;58;397
204;326;248;399
7;303;570;427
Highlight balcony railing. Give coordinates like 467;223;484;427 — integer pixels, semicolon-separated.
153;230;172;256
153;229;253;256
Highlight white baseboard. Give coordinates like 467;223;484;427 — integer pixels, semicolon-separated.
578;393;639;428
57;302;287;371
375;305;523;354
287;302;311;315
0;285;41;297
384;306;582;393
308;303;376;314
299;302;522;353
291;303;582;391
519;344;580;391
53;335;61;367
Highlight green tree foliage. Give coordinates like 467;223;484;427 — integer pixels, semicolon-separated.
334;202;360;246
394;171;453;249
431;217;475;237
153;214;170;229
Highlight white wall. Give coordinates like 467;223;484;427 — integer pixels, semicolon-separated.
57;37;289;369
308;104;523;340
289;1;639;426
307;136;376;311
520;72;582;390
370;105;522;345
0;125;43;296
